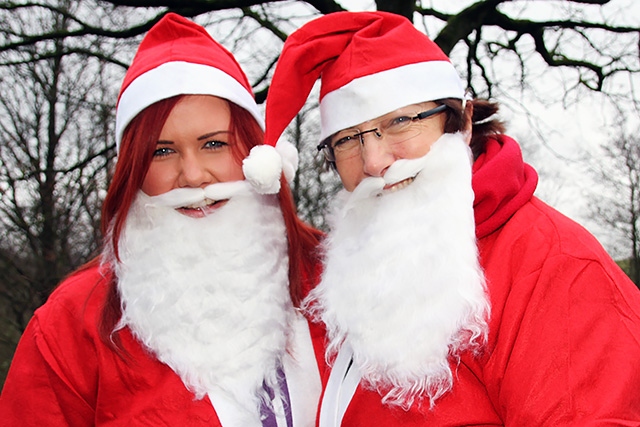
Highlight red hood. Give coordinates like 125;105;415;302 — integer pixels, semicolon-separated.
472;135;538;239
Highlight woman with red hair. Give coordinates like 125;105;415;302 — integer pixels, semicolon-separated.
1;13;324;427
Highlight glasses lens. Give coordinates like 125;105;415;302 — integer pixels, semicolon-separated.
379;113;421;146
329;133;361;161
325;104;446;162
317;138;336;162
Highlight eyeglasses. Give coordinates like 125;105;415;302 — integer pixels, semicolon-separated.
317;104;449;162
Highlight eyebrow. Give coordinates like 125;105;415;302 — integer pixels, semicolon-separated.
197;130;231;141
335;108;417;136
335;127;361;136
156;130;231;145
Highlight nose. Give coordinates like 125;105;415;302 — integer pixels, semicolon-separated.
178;154;215;188
360;131;394;178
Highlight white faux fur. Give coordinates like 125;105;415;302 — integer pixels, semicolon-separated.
115;61;264;149
106;183;292;423
242;140;299;194
243;145;283;194
275;137;299;184
319;62;465;141
304;133;490;410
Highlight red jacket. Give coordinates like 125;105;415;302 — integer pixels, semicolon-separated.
318;135;640;426
0;265;327;426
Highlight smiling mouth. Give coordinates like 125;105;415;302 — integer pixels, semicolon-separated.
383;176;416;193
182;198;217;209
177;198;227;217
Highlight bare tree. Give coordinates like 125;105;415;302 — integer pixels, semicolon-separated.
285;100;342;231
588;125;640;286
0;1;119;383
1;0;639;386
2;1;638;227
1;1;638;104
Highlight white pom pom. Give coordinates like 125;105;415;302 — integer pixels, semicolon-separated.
242;145;282;194
275;137;299;184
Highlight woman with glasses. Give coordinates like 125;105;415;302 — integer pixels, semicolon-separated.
263;10;640;427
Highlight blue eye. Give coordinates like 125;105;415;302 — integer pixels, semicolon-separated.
152;147;174;157
204;140;228;150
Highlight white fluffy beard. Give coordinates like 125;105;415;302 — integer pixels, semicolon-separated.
105;181;292;421
305;133;490;410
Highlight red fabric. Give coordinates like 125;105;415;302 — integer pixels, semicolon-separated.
473;135;538;238
117;13;253;104
0;265;327;426
313;136;640;426
264;11;452;148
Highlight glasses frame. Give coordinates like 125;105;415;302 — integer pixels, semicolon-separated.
317;103;449;162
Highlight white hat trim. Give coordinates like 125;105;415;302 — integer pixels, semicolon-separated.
319;61;465;141
115;61;264;150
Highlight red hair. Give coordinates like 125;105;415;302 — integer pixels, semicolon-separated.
96;95;323;352
226;102;324;306
102;97;183;258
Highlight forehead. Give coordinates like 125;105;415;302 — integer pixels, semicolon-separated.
160;95;230;134
334;102;431;135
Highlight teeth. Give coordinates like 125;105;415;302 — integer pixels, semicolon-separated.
183;198;216;209
385;176;415;193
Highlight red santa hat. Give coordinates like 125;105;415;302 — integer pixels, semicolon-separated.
116;13;294;194
264;11;465;148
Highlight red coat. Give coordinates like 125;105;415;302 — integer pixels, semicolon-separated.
0;265;327;426
317;136;640;426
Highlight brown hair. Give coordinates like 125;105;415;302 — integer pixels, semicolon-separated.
439;98;506;160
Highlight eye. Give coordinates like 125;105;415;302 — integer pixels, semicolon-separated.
203;140;229;150
332;134;358;150
388;115;413;128
152;146;174;158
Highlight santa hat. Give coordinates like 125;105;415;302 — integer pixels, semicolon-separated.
264;11;465;148
116;12;295;194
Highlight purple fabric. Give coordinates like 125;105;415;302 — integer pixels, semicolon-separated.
260;362;292;427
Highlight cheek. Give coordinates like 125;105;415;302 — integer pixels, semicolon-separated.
336;159;364;192
400;128;445;159
141;164;175;196
221;163;245;182
216;154;245;182
401;142;432;159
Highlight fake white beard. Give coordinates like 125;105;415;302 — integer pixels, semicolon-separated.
105;181;292;421
305;133;490;410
